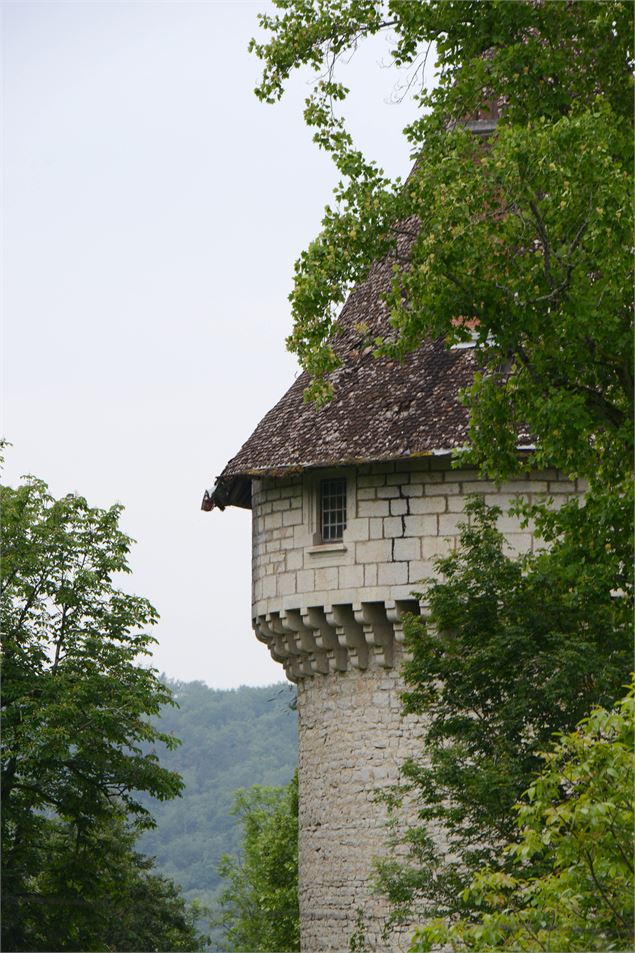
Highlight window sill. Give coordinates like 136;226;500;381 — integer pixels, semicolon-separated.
307;542;347;556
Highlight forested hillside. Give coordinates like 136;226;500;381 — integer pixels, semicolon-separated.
139;680;297;911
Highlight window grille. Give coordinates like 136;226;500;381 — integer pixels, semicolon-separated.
320;478;347;542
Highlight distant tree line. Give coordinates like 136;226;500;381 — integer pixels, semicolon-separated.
137;679;297;926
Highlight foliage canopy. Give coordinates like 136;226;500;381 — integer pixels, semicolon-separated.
1;475;205;951
374;497;632;930
216;773;300;952
411;687;634;952
250;0;633;487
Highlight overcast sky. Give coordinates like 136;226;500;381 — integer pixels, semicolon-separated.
2;0;427;689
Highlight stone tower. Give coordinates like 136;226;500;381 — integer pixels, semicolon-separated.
202;128;580;953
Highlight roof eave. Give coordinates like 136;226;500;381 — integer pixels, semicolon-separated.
202;443;537;513
201;474;252;512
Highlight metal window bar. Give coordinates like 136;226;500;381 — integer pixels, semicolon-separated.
320;478;347;541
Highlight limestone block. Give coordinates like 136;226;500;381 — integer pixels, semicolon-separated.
262;575;276;598
403;514;438;537
315;566;339;591
345;518;370;542
501;480;548;494
462;480;499;494
277;572;297;596
393;537;420;562
356;539;392;564
297;569;315;593
420;471;444;483
283;508;303;526
438;513;463;535
286;550;303;571
421;534;454;559
273;498;292;511
369;518;383;540
445;468;479;482
390;499;408;516
364;564;378;586
408;560;436;584
339;564;364;589
545;495;571;510
264;511;283;530
409;496;447;514
372;691;390;707
446;495;467;512
359;500;390;517
377;485;400;499
378;561;409;585
357;474;386;487
383;516;405;538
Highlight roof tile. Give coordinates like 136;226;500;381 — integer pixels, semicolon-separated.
205;235;477;509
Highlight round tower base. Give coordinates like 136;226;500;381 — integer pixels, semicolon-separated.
297;654;424;952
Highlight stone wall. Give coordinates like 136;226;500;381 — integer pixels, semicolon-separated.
297;654;423;953
251;458;582;621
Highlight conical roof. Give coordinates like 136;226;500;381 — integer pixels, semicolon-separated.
203;224;478;511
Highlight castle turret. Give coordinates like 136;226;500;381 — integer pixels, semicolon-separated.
203;128;580;952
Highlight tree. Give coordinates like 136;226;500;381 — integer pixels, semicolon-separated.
0;474;205;951
249;2;633;484
14;807;209;953
216;772;300;952
411;686;634;952
374;497;632;927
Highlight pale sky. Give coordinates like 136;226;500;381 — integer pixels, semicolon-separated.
2;0;427;688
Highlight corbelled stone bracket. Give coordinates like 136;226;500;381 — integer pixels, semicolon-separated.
253;599;422;682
